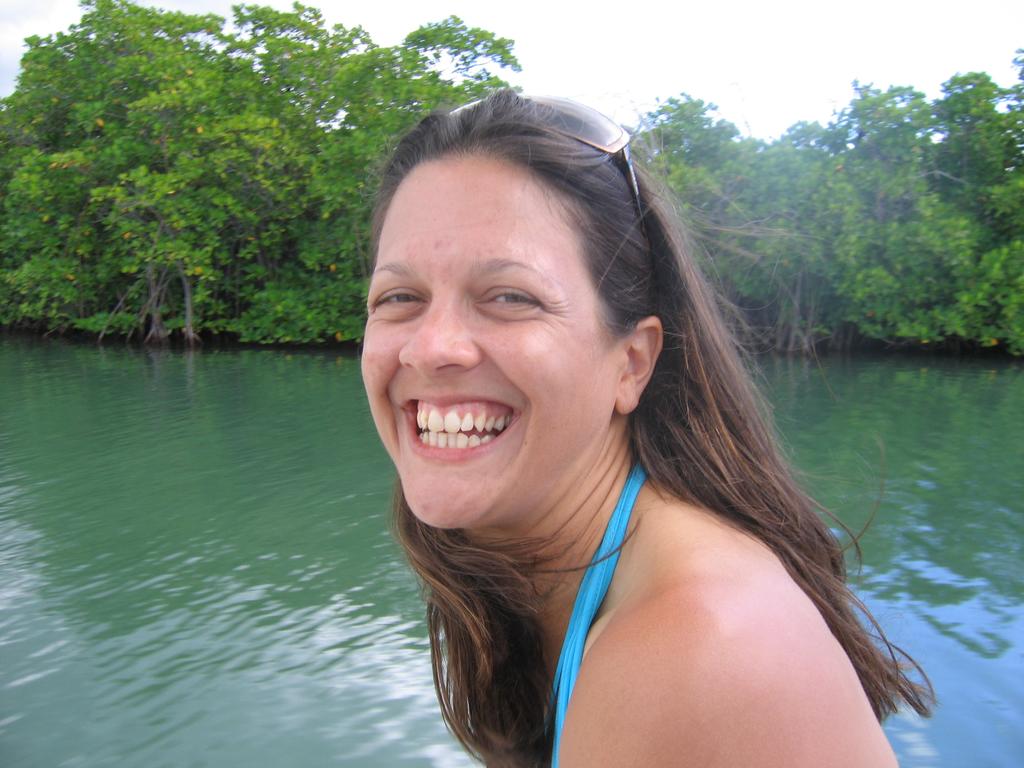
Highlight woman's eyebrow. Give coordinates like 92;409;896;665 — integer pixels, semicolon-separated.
372;262;413;277
476;258;563;297
475;258;546;279
372;257;553;286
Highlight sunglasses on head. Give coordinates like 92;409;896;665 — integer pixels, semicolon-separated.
451;94;645;234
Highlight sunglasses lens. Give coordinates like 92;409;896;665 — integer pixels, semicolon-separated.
529;96;630;154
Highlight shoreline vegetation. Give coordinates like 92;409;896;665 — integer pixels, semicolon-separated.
1;1;1021;356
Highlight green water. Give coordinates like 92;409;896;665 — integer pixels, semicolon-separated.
1;338;1021;767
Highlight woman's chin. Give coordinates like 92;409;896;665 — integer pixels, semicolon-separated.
401;483;493;531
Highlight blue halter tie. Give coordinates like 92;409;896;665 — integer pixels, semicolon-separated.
551;464;647;767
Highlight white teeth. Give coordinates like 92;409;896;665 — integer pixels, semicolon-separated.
417;402;512;445
427;409;444;433
444;411;460;434
419;429;485;449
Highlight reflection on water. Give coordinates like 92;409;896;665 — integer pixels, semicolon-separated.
763;356;1023;767
0;340;470;768
1;340;1021;767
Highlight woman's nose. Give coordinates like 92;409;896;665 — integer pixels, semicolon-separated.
398;300;482;372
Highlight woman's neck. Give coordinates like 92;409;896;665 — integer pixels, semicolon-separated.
527;450;636;675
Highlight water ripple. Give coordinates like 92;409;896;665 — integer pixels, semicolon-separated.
4;342;1020;767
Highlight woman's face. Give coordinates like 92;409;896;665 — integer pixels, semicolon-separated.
362;155;637;535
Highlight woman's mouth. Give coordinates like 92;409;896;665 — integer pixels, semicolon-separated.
414;400;514;449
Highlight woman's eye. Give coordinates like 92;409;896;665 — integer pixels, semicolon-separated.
375;292;419;306
492;291;539;306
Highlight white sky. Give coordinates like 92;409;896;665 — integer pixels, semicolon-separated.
1;0;1021;139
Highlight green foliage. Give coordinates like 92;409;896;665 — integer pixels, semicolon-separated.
0;0;518;344
635;59;1024;355
0;2;1019;355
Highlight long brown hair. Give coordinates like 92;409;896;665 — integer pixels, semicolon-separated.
369;90;932;767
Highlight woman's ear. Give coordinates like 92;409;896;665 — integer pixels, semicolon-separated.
615;316;663;415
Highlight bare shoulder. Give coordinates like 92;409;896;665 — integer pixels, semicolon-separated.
560;491;897;768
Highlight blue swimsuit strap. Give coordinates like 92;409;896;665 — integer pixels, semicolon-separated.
550;463;647;767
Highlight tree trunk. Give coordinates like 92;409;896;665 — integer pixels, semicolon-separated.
178;262;201;347
143;263;169;345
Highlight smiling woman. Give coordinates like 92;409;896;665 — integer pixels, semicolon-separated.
363;154;656;535
360;90;933;767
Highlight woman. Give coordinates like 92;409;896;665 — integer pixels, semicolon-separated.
361;90;931;767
